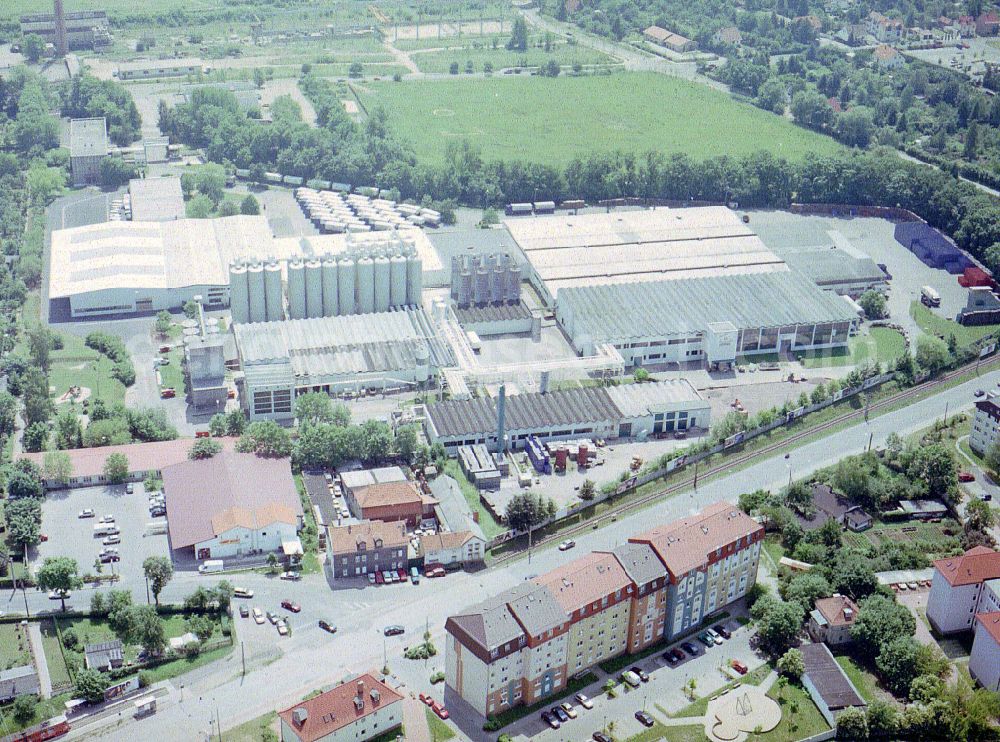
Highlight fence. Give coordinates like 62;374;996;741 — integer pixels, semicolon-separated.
788;203;922;221
486;371;894;549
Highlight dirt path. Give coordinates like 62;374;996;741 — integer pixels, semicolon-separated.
383;39;421;76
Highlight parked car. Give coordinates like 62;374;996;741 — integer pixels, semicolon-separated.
78;509;95;519
958;471;976;482
279;571;301;581
552;706;569;723
681;641;699;655
266;611;278;625
239;604;249;618
558;540;576;551
698;633;715;647
160;388;176;399
233;588;254;599
731;659;748;675
635;711;655;727
982;493;993;501
671;648;686;662
384;625;405;636
99;515;115;524
125;483;134;494
368;573;376;585
397;568;408;582
102;535;121;545
575;693;594;709
280;600;301;613
431;701;449;720
426;566;446;578
419;693;433;706
252;608;264;624
318;620;337;634
630;666;650;682
98;553;120;563
975;389;986;397
410;567;420;584
48;590;70;600
150;506;166;517
663;649;679;665
705;628;723;645
541;711;560;730
621;671;641;688
375;572;384;585
593;734;611;742
276;621;289;636
714;624;732;640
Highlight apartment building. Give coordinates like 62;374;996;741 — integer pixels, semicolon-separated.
445;504;762;717
631;502;764;639
970;397;1000;455
327;521;408;579
927;546;1000;634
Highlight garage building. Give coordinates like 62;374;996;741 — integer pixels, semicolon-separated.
49;215;274;318
424;379;709;450
233;308;455;421
163;451;303;561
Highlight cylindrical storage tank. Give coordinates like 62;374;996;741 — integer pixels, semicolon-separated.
491;265;505;304
264;260;283;321
373;256;391;313
228;262;250;324
287;259;307;320
390;255;407;307
247;262;266;324
474;266;489;305
414;343;430;383
506;265;521;304
406;255;422;307
554;446;568;470
357;257;375;314
305;259;323;318
577;443;588;467
459;269;473;307
338;258;356;315
322;256;338;316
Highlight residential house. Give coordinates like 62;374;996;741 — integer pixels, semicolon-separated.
278;673;403;742
835;23;868;45
977;11;1000;36
844;507;872;532
84;640;124;672
421;530;485;568
926;546;1000;634
328;521;408;579
867;12;903;42
643;26;698;52
712;27;742;46
808;595;859;645
873;45;904;70
970;612;1000;692
346;481;425;528
795;483;850;532
970;397;1000;455
795;15;823;31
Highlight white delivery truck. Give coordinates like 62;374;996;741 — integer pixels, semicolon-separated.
921;285;941;307
198;559;224;574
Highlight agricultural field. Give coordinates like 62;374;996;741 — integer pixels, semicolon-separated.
357;72;846;166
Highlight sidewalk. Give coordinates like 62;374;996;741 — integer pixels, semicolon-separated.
26;622;51;699
402;696;432;742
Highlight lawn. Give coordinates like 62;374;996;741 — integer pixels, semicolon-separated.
158;347;186;393
49;331;127;407
425;707;456;741
441;460;504;538
0;623;32;670
38;619;72;691
357;72;845;167
624;722;707;742
910;301;1000;346
834;654;877;703
796;327;906;369
221;711;277;742
746;679;830;741
0;693;73;736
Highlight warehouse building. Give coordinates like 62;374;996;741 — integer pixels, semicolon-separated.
20;9;111;50
117;58;203;80
782;250;887;297
557;272;858;366
233;308;455;421
128;177;185;221
48;215;275;319
69;117;108;186
424;380;709;450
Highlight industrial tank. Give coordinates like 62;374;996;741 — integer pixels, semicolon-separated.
389;255;407;307
321;255;338;316
414;343;430;383
305;259;323;318
373;256;391;313
228;262;250;324
506;264;522;304
247;261;266;324
357;257;375;314
264;260;283;321
337;258;356;315
459;266;473;307
406;254;422;307
287;258;306;320
474;265;490;305
491;265;505;304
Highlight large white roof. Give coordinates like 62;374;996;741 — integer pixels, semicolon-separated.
49;215;274;298
505;207;786;298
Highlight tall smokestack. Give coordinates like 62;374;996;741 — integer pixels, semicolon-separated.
53;0;68;57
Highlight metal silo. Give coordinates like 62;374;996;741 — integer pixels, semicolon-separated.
406;254;422;307
264;260;283;321
305;259;323;318
338;258;356;315
491;265;505;304
474;265;490;305
506;264;522;304
389;255;407;308
287;258;307;320
414;342;430;383
373;256;391;312
247;261;266;323
228;262;250;324
357;257;375;314
322;255;338;316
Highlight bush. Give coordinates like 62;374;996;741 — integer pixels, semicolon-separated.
12;694;36;724
61;628;79;650
403;641;437;660
430;671;445;684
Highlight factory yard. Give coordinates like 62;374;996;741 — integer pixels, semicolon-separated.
358;72;845;166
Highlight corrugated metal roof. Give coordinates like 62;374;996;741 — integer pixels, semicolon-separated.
605;380;707;416
559;271;857;343
783;250;884;284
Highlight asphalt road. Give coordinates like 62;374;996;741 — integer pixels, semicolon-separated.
61;367;995;741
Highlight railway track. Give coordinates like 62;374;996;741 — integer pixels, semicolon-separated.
491;355;999;565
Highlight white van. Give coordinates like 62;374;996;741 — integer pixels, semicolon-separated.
198;559;224;574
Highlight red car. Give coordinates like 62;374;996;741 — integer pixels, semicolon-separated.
375;572;384;585
397;569;408;582
431;701;449;719
160;388;176;399
419;693;433;706
427;566;446;578
731;659;748;675
158;345;171;353
280;600;301;613
958;471;975;482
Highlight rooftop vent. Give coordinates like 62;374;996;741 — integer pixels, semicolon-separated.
370;688;381;703
701;526;709;534
843;608;854;619
292;708;308;726
353;696;364;711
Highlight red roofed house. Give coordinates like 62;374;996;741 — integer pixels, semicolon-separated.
873;44;904;70
977;10;1000;36
421;530;485;568
346;481;424;528
808;595;859;646
971;611;1000;692
279;673;402;742
926;546;1000;634
643;26;698;53
959;15;977;36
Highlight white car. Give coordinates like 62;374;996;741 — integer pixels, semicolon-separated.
78;509;95;519
48;590;70;600
252;608;265;625
102;535;121;545
233;587;254;599
99;515;115;524
574;693;594;710
279;571;301;581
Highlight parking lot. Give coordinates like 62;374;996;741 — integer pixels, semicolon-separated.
502;613;764;741
32;482;170;597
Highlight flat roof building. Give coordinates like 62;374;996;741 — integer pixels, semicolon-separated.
117;58;203;80
69;117;108;186
49;215;273;319
128;177;185;221
234;308;454;421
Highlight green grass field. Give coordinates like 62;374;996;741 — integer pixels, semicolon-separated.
747;679;829;741
796;327;906;369
0;623;32;671
357;72;845;166
49;331;126;407
38;619;72;691
911;300;1000;346
425;707;456;741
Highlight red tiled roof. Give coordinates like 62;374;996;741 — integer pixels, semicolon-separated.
354;481;422;510
24;437;235;480
278;673;402;742
537;551;631;614
814;595;859;627
976;611;1000;645
328;520;408;555
933;546;1000;587
873;44;899;60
